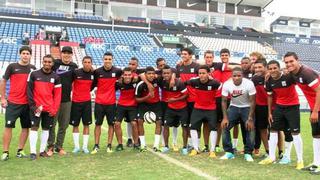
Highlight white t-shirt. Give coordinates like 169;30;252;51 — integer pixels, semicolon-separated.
222;78;256;108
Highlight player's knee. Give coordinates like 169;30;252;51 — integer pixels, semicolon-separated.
31;127;39;131
114;122;121;128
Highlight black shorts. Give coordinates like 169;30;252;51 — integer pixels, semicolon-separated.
94;103;116;125
216;97;223;122
116;105;137;123
5;102;30;128
70;101;92;126
161;101;168;119
255;105;269;129
271;105;300;133
311;111;320;136
137;102;162;121
30;111;54;130
187;102;194;120
190;108;217;131
164;107;189;127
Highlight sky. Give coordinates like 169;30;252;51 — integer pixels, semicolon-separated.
263;0;320;28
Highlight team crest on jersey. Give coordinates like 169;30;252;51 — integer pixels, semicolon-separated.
112;73;116;77
190;68;194;73
281;81;287;86
50;78;55;83
248;73;253;78
133;83;136;88
173;86;177;91
91;75;94;80
208;86;212;90
299;77;303;83
153;83;158;87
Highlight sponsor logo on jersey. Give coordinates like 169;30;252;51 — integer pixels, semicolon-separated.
281;81;287;87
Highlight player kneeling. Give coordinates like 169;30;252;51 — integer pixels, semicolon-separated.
159;65;188;154
114;68;140;151
186;65;221;158
27;55;61;160
70;56;94;154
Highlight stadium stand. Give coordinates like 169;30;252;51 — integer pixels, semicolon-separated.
74;14;103;21
187;35;274;55
30;40;51;69
0;7;32;15
67;27;155;46
273;42;320;71
38;10;65;18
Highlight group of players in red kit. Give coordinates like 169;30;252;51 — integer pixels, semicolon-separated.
1;45;320;175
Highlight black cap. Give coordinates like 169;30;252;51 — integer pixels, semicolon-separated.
61;46;73;53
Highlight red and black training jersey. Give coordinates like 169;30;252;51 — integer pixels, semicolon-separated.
186;78;221;110
159;78;188;109
221;62;239;83
157;68;178;101
116;81;138;107
93;66;122;105
208;62;226;98
53;59;78;103
2;63;36;104
291;65;320;111
176;62;199;102
132;68;145;78
243;70;254;80
252;75;268;106
27;69;62;115
156;68;177;77
265;74;299;106
135;79;160;104
72;68;94;103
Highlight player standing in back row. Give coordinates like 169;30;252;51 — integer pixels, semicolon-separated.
27;55;61;160
70;56;94;154
48;46;78;156
176;48;199;148
283;52;320;175
91;52;122;154
1;46;36;161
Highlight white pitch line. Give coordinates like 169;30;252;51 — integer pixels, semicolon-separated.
101;126;218;180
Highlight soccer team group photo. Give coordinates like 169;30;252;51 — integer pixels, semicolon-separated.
0;0;320;179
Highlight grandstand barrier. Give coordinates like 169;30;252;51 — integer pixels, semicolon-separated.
281;36;320;45
60;41;79;47
30;40;50;45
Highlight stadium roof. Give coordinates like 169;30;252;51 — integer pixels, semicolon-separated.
217;0;273;8
272;16;320;24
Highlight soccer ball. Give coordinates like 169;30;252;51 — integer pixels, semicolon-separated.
143;111;156;124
